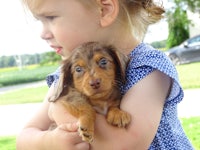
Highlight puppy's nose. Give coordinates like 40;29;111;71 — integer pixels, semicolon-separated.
89;79;101;89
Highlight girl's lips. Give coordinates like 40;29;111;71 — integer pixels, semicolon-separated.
55;47;62;54
51;46;62;55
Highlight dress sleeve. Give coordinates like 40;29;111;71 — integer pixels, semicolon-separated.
46;67;61;87
122;45;184;105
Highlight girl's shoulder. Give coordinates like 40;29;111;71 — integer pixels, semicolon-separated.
129;43;178;80
123;43;183;105
128;43;179;82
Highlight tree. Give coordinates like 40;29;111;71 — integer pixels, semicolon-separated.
166;0;191;48
150;40;167;49
0;56;16;68
40;51;61;65
182;0;200;13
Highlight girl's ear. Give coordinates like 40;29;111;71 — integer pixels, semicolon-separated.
98;0;119;27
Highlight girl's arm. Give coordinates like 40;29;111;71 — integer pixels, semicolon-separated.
16;84;89;150
91;70;171;150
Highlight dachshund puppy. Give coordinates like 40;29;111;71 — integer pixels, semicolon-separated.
48;42;131;143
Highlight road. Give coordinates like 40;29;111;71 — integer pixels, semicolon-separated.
0;81;46;94
0;82;199;136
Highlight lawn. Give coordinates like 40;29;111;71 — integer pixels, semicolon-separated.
1;117;199;150
0;64;58;87
176;62;200;89
181;117;200;149
0;136;16;150
0;86;48;105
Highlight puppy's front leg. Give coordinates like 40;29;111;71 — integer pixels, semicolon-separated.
107;106;131;128
60;100;96;143
78;104;96;143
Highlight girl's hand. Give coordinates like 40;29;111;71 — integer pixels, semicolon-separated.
47;100;90;150
43;123;90;150
17;84;89;150
48;99;78;125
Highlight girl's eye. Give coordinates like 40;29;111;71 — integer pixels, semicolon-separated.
45;16;56;20
99;58;108;68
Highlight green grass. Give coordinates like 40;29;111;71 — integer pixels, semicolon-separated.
0;65;58;87
176;62;200;89
0;117;199;150
0;136;16;150
180;117;200;149
0;86;48;105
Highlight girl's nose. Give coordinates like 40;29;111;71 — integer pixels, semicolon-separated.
40;28;53;40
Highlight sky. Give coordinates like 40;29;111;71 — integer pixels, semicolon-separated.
0;0;168;56
0;0;50;56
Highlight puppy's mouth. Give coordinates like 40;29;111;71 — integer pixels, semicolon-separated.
83;88;112;99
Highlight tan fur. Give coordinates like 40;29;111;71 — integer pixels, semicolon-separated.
48;42;131;143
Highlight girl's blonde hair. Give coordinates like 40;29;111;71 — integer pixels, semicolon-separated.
118;0;165;40
21;0;165;41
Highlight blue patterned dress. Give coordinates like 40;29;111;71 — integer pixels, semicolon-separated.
46;43;194;150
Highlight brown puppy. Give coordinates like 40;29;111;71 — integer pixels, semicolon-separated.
48;42;131;143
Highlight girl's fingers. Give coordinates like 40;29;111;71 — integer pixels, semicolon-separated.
57;122;90;149
58;122;78;132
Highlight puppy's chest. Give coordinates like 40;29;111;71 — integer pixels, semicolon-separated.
90;100;119;115
93;102;109;115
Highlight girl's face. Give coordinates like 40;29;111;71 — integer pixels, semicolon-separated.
34;0;100;58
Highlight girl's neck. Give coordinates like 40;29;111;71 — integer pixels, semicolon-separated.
114;34;140;55
98;21;140;55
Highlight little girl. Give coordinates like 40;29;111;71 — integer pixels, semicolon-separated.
17;0;194;149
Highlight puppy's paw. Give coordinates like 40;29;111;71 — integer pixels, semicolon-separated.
78;122;94;143
107;107;131;128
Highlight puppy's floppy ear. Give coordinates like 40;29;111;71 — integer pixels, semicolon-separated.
48;59;73;102
107;46;129;84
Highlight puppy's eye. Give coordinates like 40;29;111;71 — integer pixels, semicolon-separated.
75;66;83;73
99;58;108;68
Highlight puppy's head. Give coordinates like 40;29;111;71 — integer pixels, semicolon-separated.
49;42;128;102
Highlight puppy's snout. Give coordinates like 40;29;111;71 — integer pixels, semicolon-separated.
89;79;101;89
